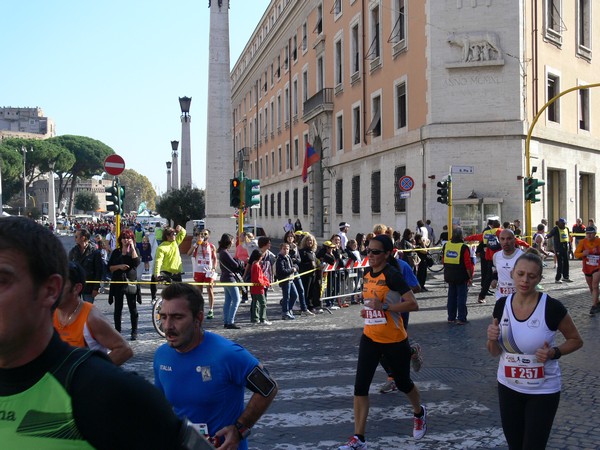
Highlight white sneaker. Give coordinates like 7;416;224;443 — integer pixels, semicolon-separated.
338;435;367;450
413;405;427;439
261;320;273;325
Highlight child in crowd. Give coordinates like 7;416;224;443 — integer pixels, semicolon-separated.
249;250;271;325
139;235;153;273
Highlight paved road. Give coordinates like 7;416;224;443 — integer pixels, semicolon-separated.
59;235;599;449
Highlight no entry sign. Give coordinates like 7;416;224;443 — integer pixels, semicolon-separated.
398;175;415;192
104;154;126;176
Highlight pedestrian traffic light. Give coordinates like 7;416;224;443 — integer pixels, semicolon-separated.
525;177;545;203
105;181;125;215
437;180;450;205
230;178;241;208
244;178;261;207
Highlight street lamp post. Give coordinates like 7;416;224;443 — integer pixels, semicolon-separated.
179;96;192;187
48;162;56;232
166;161;172;192
171;140;179;190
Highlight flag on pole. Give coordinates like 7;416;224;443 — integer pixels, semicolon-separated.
301;142;320;183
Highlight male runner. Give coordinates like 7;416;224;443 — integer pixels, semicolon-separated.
491;229;524;301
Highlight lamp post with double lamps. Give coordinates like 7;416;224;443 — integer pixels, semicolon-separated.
166;161;172;193
171;140;179;190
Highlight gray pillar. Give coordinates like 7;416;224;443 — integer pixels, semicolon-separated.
205;0;234;238
180;97;192;187
48;168;56;232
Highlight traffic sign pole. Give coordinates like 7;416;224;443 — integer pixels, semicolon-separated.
104;155;125;242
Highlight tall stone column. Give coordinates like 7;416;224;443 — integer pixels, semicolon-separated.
48;166;56;232
205;0;234;238
179;97;192;187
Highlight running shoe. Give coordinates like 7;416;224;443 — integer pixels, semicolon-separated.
313;308;324;314
338;435;367;450
555;279;563;284
379;378;397;393
260;320;273;325
563;278;573;282
410;343;424;372
477;298;486;304
206;309;214;319
413;405;427;439
303;309;315;316
330;305;340;310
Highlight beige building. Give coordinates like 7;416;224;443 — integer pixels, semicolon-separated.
0;107;56;140
231;0;600;239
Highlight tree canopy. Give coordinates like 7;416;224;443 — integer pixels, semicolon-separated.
74;190;100;213
106;169;157;213
156;186;205;227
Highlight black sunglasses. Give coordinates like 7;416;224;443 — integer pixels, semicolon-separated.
367;248;385;255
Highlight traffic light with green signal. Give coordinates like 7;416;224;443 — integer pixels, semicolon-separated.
525;177;545;203
244;178;260;207
105;181;125;215
437;180;450;205
230;178;241;208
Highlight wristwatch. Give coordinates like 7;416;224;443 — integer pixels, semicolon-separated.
382;303;389;312
235;421;251;440
552;346;562;360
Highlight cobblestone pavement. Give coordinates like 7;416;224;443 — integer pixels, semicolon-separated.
59;236;599;449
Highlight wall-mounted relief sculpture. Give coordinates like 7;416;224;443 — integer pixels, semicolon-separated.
446;31;504;68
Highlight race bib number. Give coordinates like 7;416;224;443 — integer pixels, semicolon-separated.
588;255;599;266
363;307;387;326
502;353;545;387
498;281;516;295
191;423;209;436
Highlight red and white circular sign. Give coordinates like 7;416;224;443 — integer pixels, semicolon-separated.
104;154;126;176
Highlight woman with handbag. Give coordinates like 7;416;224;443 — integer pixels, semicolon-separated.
108;229;141;340
217;233;245;329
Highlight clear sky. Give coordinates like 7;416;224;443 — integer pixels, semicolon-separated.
1;0;271;195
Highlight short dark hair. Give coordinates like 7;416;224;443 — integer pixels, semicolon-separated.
257;236;271;248
0;216;67;293
161;283;204;317
68;261;87;292
77;228;91;240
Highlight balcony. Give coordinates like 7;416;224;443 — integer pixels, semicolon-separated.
302;88;333;122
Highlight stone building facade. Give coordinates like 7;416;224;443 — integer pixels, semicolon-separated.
0;107;56;139
231;0;600;238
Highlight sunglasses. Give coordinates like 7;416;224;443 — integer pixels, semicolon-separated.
367;248;385;255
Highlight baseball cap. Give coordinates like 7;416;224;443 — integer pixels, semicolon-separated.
323;240;336;248
339;222;350;229
586;226;597;234
558;218;567;223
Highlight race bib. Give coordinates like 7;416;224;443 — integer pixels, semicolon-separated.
501;353;545;387
363;307;387;326
191;423;209;436
498;281;516;295
588;255;599;266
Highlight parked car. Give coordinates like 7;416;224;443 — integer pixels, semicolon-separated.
243;225;266;237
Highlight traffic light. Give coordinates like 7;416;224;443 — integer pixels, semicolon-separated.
437;180;449;205
105;182;125;215
230;178;241;207
244;178;261;207
525;177;545;203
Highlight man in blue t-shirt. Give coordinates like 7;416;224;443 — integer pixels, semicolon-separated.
154;283;277;449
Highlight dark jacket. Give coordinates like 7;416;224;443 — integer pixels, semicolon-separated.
218;248;244;283
107;248;141;302
276;253;296;282
68;242;103;295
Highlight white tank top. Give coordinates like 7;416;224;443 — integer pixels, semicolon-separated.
497;294;561;394
493;249;524;300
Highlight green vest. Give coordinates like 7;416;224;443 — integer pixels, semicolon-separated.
0;373;93;448
155;228;163;240
134;229;144;243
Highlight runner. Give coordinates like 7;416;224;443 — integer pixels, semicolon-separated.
574;226;600;315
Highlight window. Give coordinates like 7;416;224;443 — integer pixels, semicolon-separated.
264;194;269;217
284;86;290;125
293;79;298;117
334;38;343;87
302;22;308;51
294;138;299;167
314;4;323;34
394;166;406;212
371;171;381;214
336;112;344;151
391;0;406;54
270;100;275;133
579;87;590;131
317;56;324;91
577;0;591;59
352;176;361;214
277;192;282;216
367;95;381;137
285;190;289;216
270;63;274;86
331;0;342;17
264;105;269;137
547;73;560;123
278;147;282;172
351;23;360;75
265;154;269;176
302;69;309;103
336;179;343;215
271;193;275;217
286;142;291;169
292;34;298;61
277;95;282;129
271;150;275;174
293;188;298;216
259;158;263;178
367;4;381;60
303;186;308;215
545;0;563;44
353;104;361;145
395;81;407;130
